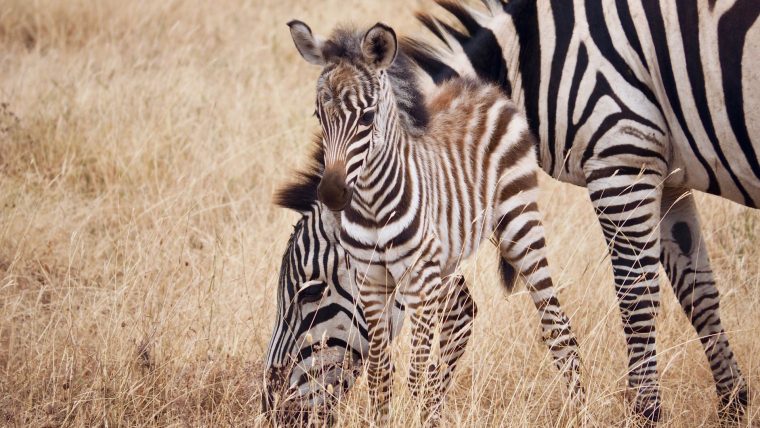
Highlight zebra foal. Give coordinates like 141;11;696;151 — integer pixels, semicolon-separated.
288;21;583;424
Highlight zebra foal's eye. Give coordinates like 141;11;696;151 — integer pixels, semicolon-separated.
358;110;375;126
298;281;327;304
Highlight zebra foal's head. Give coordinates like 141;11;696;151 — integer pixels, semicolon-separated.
288;20;427;211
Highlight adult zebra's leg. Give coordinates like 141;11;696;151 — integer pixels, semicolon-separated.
660;187;748;422
494;175;584;402
426;275;478;422
586;165;664;422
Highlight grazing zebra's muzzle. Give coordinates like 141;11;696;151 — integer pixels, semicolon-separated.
317;169;353;211
262;348;362;426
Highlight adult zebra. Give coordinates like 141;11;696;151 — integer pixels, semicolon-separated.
262;136;478;426
403;0;759;422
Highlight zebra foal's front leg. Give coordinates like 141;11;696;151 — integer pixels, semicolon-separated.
396;242;446;426
357;272;396;426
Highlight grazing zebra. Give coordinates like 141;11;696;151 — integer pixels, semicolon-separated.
403;0;759;422
287;21;583;424
262;137;478;425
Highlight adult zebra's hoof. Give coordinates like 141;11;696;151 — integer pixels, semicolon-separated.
632;387;661;426
717;386;749;425
633;404;661;427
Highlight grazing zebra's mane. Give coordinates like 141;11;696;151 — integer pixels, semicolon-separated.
317;26;430;135
274;134;324;213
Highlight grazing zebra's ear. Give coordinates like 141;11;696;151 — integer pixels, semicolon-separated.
362;23;397;70
287;20;325;66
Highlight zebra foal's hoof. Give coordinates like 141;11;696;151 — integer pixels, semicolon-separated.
718;386;749;425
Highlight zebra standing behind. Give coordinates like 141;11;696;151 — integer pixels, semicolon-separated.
288;21;583;424
262;136;478;426
403;0;758;423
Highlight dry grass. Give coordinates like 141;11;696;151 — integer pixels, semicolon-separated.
0;0;758;426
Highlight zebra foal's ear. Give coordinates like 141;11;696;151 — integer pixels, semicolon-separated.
287;20;325;65
362;23;397;69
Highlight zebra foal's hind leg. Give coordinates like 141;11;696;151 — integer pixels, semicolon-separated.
494;171;584;403
660;187;748;422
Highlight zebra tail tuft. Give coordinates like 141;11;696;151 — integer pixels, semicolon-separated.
400;37;459;85
498;257;516;293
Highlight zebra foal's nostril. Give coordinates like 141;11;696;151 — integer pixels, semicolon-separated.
317;169;352;211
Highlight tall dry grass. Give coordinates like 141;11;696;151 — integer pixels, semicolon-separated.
0;0;758;426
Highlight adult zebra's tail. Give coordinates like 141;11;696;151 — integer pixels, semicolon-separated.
497;258;516;292
402;0;509;93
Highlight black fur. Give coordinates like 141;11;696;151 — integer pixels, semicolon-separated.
671;221;693;256
409;2;510;95
274;134;324;213
400;38;460;84
498;257;516;292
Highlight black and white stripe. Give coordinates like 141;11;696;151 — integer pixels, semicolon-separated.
288;21;583;425
261;145;477;425
406;0;757;422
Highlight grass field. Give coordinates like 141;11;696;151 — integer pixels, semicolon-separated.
1;0;759;426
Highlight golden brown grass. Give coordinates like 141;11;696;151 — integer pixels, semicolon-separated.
0;0;758;426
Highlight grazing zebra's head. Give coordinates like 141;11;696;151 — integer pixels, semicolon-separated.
262;137;404;425
287;21;427;211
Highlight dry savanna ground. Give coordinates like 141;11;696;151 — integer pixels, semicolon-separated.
1;0;759;426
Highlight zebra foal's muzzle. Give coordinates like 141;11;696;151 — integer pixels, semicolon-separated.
317;168;353;211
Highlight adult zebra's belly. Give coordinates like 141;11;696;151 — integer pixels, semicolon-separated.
664;60;760;209
667;135;760;209
660;3;760;208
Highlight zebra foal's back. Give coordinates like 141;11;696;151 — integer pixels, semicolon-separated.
405;78;537;267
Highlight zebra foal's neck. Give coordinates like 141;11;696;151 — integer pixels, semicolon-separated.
345;75;529;267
